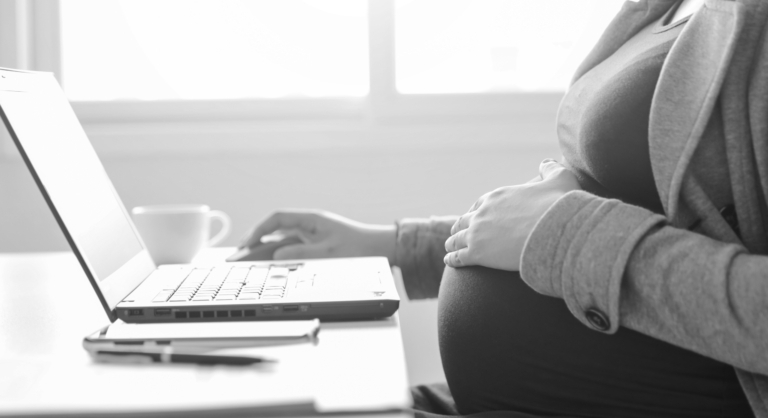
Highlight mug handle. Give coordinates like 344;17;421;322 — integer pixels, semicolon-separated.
207;210;231;247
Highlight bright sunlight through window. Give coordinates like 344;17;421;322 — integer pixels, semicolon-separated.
395;0;624;93
60;0;624;101
60;0;369;101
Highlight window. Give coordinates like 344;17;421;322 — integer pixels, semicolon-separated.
60;0;370;101
1;0;624;129
395;0;623;94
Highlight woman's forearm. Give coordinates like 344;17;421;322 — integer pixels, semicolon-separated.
395;216;458;300
521;190;768;375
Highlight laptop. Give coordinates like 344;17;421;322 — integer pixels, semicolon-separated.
0;67;400;323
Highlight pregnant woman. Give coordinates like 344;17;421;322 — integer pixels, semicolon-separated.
239;0;768;416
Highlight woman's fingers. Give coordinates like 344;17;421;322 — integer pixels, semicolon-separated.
450;216;461;235
526;174;544;184
444;229;469;253
239;210;317;249
451;212;474;235
443;248;472;268
273;242;330;260
538;158;581;191
467;192;488;213
539;158;565;179
444;229;473;267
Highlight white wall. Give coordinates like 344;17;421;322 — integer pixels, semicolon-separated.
0;114;560;385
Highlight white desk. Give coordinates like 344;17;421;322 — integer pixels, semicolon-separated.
0;250;412;417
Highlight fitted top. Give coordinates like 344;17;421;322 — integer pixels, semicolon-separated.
557;3;691;214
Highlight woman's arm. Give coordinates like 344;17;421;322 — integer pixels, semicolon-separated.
395;216;458;299
238;209;397;262
521;190;768;375
237;209;458;300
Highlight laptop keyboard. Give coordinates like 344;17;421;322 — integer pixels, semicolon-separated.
152;264;301;303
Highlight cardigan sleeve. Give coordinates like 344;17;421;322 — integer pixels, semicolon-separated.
520;190;768;375
394;216;458;300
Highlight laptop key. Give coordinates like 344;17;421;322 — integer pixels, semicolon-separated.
268;267;290;278
152;290;173;302
261;289;283;297
220;283;242;290
155;269;190;290
185;269;211;283
169;297;189;302
192;296;213;301
238;293;260;300
243;282;263;287
214;295;236;301
226;267;250;283
245;267;269;281
205;266;231;282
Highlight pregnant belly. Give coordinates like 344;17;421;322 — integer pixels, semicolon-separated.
436;266;744;416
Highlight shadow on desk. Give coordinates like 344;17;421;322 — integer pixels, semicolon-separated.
322;317;398;331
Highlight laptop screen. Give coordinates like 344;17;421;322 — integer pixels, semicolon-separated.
0;69;155;316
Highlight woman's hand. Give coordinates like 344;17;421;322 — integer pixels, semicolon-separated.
444;159;580;271
238;210;396;262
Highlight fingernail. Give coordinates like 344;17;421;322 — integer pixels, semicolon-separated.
541;158;556;165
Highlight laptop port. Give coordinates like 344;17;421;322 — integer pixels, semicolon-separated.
244;309;256;317
202;311;214;318
230;310;242;317
189;311;201;318
127;309;143;316
283;305;299;312
216;310;228;318
154;308;171;316
174;311;187;319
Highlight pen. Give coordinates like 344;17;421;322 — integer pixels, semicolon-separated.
94;350;276;366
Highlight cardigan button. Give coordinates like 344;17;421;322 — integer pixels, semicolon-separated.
585;308;610;331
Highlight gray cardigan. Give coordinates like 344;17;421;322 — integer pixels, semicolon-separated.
394;0;768;416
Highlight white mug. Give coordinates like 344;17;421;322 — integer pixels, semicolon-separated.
131;204;231;265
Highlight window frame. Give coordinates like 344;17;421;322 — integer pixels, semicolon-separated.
1;0;564;157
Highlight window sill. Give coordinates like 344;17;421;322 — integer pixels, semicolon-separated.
2;93;563;159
